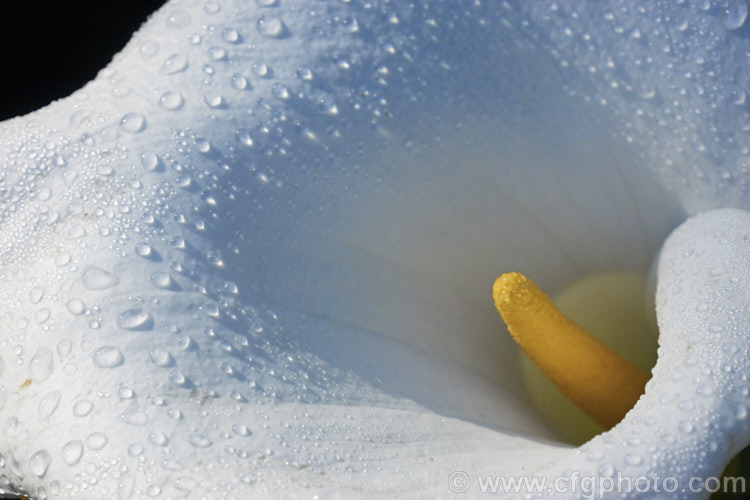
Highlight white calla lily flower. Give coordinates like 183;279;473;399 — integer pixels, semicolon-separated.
1;0;749;498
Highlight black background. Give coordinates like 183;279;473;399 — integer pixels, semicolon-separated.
0;1;166;121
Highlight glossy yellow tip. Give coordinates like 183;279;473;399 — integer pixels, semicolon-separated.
493;272;650;429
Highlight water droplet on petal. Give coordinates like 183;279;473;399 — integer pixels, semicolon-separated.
188;434;212;448
82;267;119;290
86;433;108;450
252;62;269;76
151;272;173;289
208;46;227;60
120;410;149;426
73;399;94;417
272;83;289;99
29;348;54;383
140;40;159;58
231;73;248;90
737;405;748;420
232;424;250;436
162;53;189;74
166;9;192;29
29;450;51;478
150;349;173;367
136;242;153;257
66;298;86;315
204;92;223;108
318;95;339;115
169;370;187;386
221;27;239;42
117;308;153;331
29;287;44;304
149;432;168;447
62;441;83;466
119;113;146;133
679;420;694;433
724;0;748;29
38;391;61;419
93;347;124;368
194;138;212;153
118;387;134;399
159;91;184;110
204;1;220;14
235;128;254;147
257;16;284;37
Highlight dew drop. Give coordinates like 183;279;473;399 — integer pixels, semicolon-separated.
61;441;83;466
93;346;124;368
318;95;339;115
204;92;223;108
140;152;161;171
724;0;748;30
117;308;153;331
66;298;86;315
194;138;212;154
55;252;72;267
627;454;645;467
140;40;159;58
272;83;289;99
120;410;149;426
29;451;51;478
598;464;615;477
118;387;134;399
150;349;173;367
170;370;187;385
737;405;748;420
29;287;44;304
82;267;119;290
171;236;186;249
203;303;220;318
231;73;248;90
149;432;168;447
128;444;144;457
119;113;146;134
73;399;94;417
257;16;284;37
235;128;254;147
29;348;54;383
204;1;220;14
679;420;694;433
221;27;239;42
151;272;173;289
38;391;61;419
136;242;153;257
297;67;313;80
208;46;227;60
232;424;250;436
188;434;212;448
166;9;191;29
159;91;184;110
86;433;108;450
252;62;269;76
162;53;189;74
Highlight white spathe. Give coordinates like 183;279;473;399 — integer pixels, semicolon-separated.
0;0;747;498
